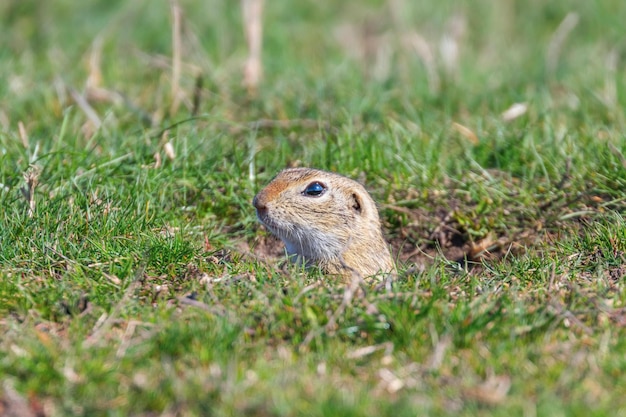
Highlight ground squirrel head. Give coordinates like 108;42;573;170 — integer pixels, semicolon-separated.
253;167;394;277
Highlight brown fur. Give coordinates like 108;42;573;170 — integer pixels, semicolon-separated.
253;168;394;277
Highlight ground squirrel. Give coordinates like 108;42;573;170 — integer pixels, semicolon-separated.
253;167;395;278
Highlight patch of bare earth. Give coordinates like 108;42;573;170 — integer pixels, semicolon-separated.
245;233;287;261
243;182;621;273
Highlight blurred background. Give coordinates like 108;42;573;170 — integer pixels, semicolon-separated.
2;0;624;135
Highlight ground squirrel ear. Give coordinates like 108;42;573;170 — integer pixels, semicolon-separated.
350;193;362;214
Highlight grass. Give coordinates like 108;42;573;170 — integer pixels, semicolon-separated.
1;0;626;415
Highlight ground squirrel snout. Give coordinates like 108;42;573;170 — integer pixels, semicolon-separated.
253;167;395;277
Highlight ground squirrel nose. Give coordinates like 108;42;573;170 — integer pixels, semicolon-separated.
253;194;266;211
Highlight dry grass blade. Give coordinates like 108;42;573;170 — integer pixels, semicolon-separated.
242;0;264;93
546;12;579;77
334;22;392;81
404;32;440;94
452;121;478;145
426;333;451;371
170;0;183;116
69;87;102;129
439;14;466;78
116;320;157;359
346;342;393;359
163;142;176;161
20;165;41;218
161;130;176;161
377;368;405;393
501;102;528;122
17;121;29;148
86;36;103;91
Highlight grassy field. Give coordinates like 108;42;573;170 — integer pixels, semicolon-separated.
1;0;626;415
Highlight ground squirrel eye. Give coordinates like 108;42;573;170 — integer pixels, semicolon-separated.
302;181;326;197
